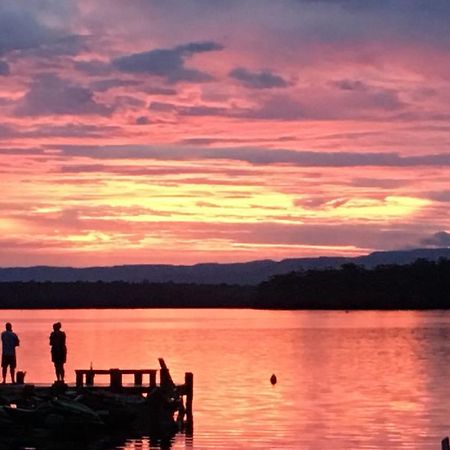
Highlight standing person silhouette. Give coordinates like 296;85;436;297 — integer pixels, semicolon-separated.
1;322;20;384
50;322;67;383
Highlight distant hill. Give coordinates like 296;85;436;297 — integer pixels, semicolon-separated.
0;248;449;285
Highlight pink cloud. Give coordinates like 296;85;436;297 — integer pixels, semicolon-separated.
1;0;450;265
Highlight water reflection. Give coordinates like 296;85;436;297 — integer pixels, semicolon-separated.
1;309;450;449
0;433;177;450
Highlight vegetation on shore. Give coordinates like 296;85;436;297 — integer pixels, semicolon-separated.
0;282;254;309
0;258;449;310
257;258;450;309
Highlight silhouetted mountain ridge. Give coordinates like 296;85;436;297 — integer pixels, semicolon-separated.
1;248;449;285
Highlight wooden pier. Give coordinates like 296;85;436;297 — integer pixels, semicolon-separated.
75;368;158;390
0;359;193;438
73;358;194;421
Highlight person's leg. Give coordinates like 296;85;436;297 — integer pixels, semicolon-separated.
1;355;6;383
10;356;17;384
55;363;65;381
54;363;60;381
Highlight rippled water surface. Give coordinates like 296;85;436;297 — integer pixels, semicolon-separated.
2;309;450;449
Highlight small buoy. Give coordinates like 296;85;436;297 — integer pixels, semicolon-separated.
270;374;277;385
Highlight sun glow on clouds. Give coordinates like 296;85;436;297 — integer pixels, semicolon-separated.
0;0;450;265
0;149;445;264
324;196;431;221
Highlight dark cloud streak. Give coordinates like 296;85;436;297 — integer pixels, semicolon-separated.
15;73;112;116
229;67;290;89
51;144;450;168
112;41;223;83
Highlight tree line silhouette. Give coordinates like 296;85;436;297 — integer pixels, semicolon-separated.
0;281;254;309
0;258;449;309
257;258;450;309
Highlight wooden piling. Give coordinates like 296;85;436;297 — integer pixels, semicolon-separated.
185;372;193;423
149;369;157;387
134;372;143;386
442;437;450;450
109;368;122;392
16;371;25;384
76;370;84;387
159;358;174;389
86;370;95;386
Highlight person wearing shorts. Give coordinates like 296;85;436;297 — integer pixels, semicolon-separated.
1;322;20;384
50;322;67;383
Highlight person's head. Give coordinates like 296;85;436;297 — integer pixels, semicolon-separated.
5;322;12;331
53;322;61;331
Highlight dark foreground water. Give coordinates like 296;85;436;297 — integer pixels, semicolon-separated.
1;309;450;449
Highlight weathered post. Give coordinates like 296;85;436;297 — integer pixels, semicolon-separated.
185;372;194;423
16;371;26;384
134;372;143;386
75;370;84;388
159;358;174;389
160;367;170;388
149;369;157;387
86;370;95;386
442;437;450;450
110;368;122;392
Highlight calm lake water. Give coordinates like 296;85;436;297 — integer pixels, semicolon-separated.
2;309;450;449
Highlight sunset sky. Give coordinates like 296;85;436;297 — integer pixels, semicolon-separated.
1;0;450;266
